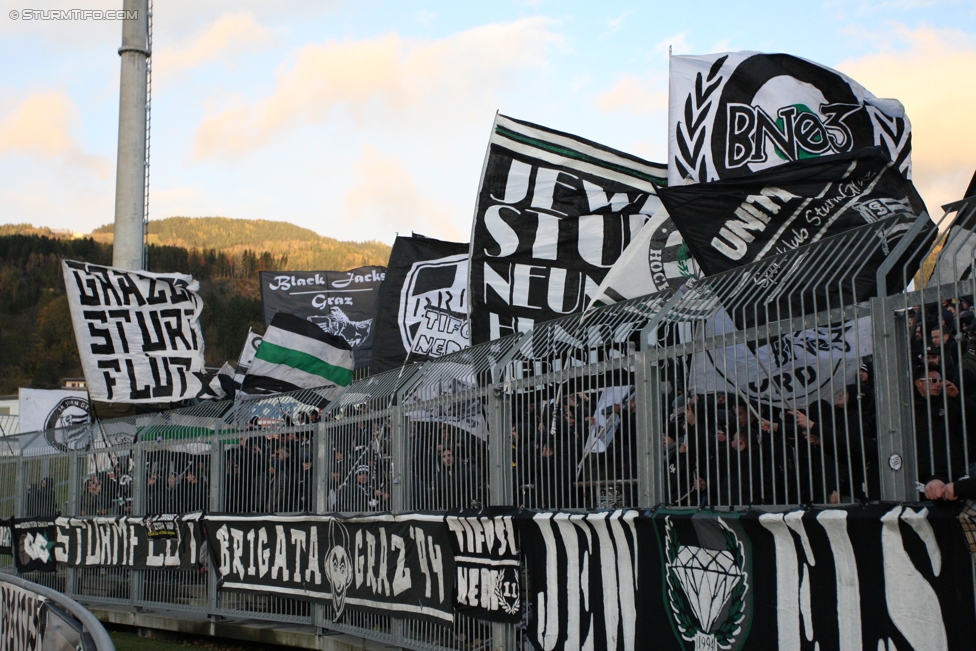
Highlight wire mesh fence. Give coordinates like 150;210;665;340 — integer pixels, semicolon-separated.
0;205;973;650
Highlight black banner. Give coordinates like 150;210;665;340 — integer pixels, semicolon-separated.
446;510;521;623
12;515;203;572
516;505;975;651
370;235;469;374
659;149;926;277
469;114;667;345
205;513;456;625
260;268;385;370
13;520;59;573
659;150;935;326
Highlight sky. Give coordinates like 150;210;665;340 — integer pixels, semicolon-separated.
0;0;975;245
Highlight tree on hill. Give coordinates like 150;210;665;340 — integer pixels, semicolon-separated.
93;216;392;270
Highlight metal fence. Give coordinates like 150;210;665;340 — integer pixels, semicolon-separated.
2;199;975;650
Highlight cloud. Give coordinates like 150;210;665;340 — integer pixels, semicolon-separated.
602;9;635;38
192;17;558;158
596;72;667;115
654;31;693;56
340;146;460;241
153;12;272;80
836;25;976;212
0;91;109;176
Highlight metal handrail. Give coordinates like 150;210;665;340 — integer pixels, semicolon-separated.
0;573;116;651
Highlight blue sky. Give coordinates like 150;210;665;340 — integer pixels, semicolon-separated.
1;0;974;244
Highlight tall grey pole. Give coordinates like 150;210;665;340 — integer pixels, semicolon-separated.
112;0;149;270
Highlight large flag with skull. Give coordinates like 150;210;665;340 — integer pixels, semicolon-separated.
668;51;912;186
369;235;470;374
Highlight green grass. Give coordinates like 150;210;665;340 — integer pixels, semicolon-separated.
108;628;296;651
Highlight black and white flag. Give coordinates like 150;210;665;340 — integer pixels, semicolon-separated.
587;207;701;310
17;389;90;435
690;308;873;408
516;506;975;651
62;260;206;403
205;513;456;625
260;268;385;370
1;582;47;651
13;515;203;572
234;328;263;386
517;510;641;651
0;519;11;555
469;114;667;345
55;515;203;570
370;235;470;374
446;510;521;623
12;519;59;573
668;51;912;186
658;149;927;278
927;196;976;287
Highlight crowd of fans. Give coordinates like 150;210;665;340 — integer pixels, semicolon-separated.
19;296;976;519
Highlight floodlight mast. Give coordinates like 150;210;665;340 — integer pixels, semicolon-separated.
112;0;150;271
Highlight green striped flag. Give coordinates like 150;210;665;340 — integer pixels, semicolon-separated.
242;312;353;395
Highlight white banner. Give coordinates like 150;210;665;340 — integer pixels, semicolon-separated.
62;260;206;403
17;389;89;434
690;309;872;408
668;51;911;186
234;328;263;387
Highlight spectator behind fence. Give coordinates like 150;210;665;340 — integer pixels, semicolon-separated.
80;475;109;516
914;364;966;500
339;464;387;512
433;447;471;509
25;477;58;518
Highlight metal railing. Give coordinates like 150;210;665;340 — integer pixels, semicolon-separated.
0;572;116;651
2;200;974;650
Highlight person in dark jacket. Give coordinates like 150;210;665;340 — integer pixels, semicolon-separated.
26;477;58;517
914;364;966;499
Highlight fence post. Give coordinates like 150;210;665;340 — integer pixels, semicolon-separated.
635;333;665;508
488;382;513;508
487;378;515;650
390;400;408;513
14;455;25;520
871;296;917;501
207;426;224;618
65;450;81;598
129;445;145;608
313;419;329;634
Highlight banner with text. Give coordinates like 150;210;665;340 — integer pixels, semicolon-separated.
658;149;927;278
516;505;974;651
62;260;206;403
205;513;455;625
668;51;912;186
371;235;470;374
12;515;203;572
468;114;667;344
260;268;385;370
446;510;521;623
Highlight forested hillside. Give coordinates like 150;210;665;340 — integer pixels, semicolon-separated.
94;217;391;271
0;223;391;395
